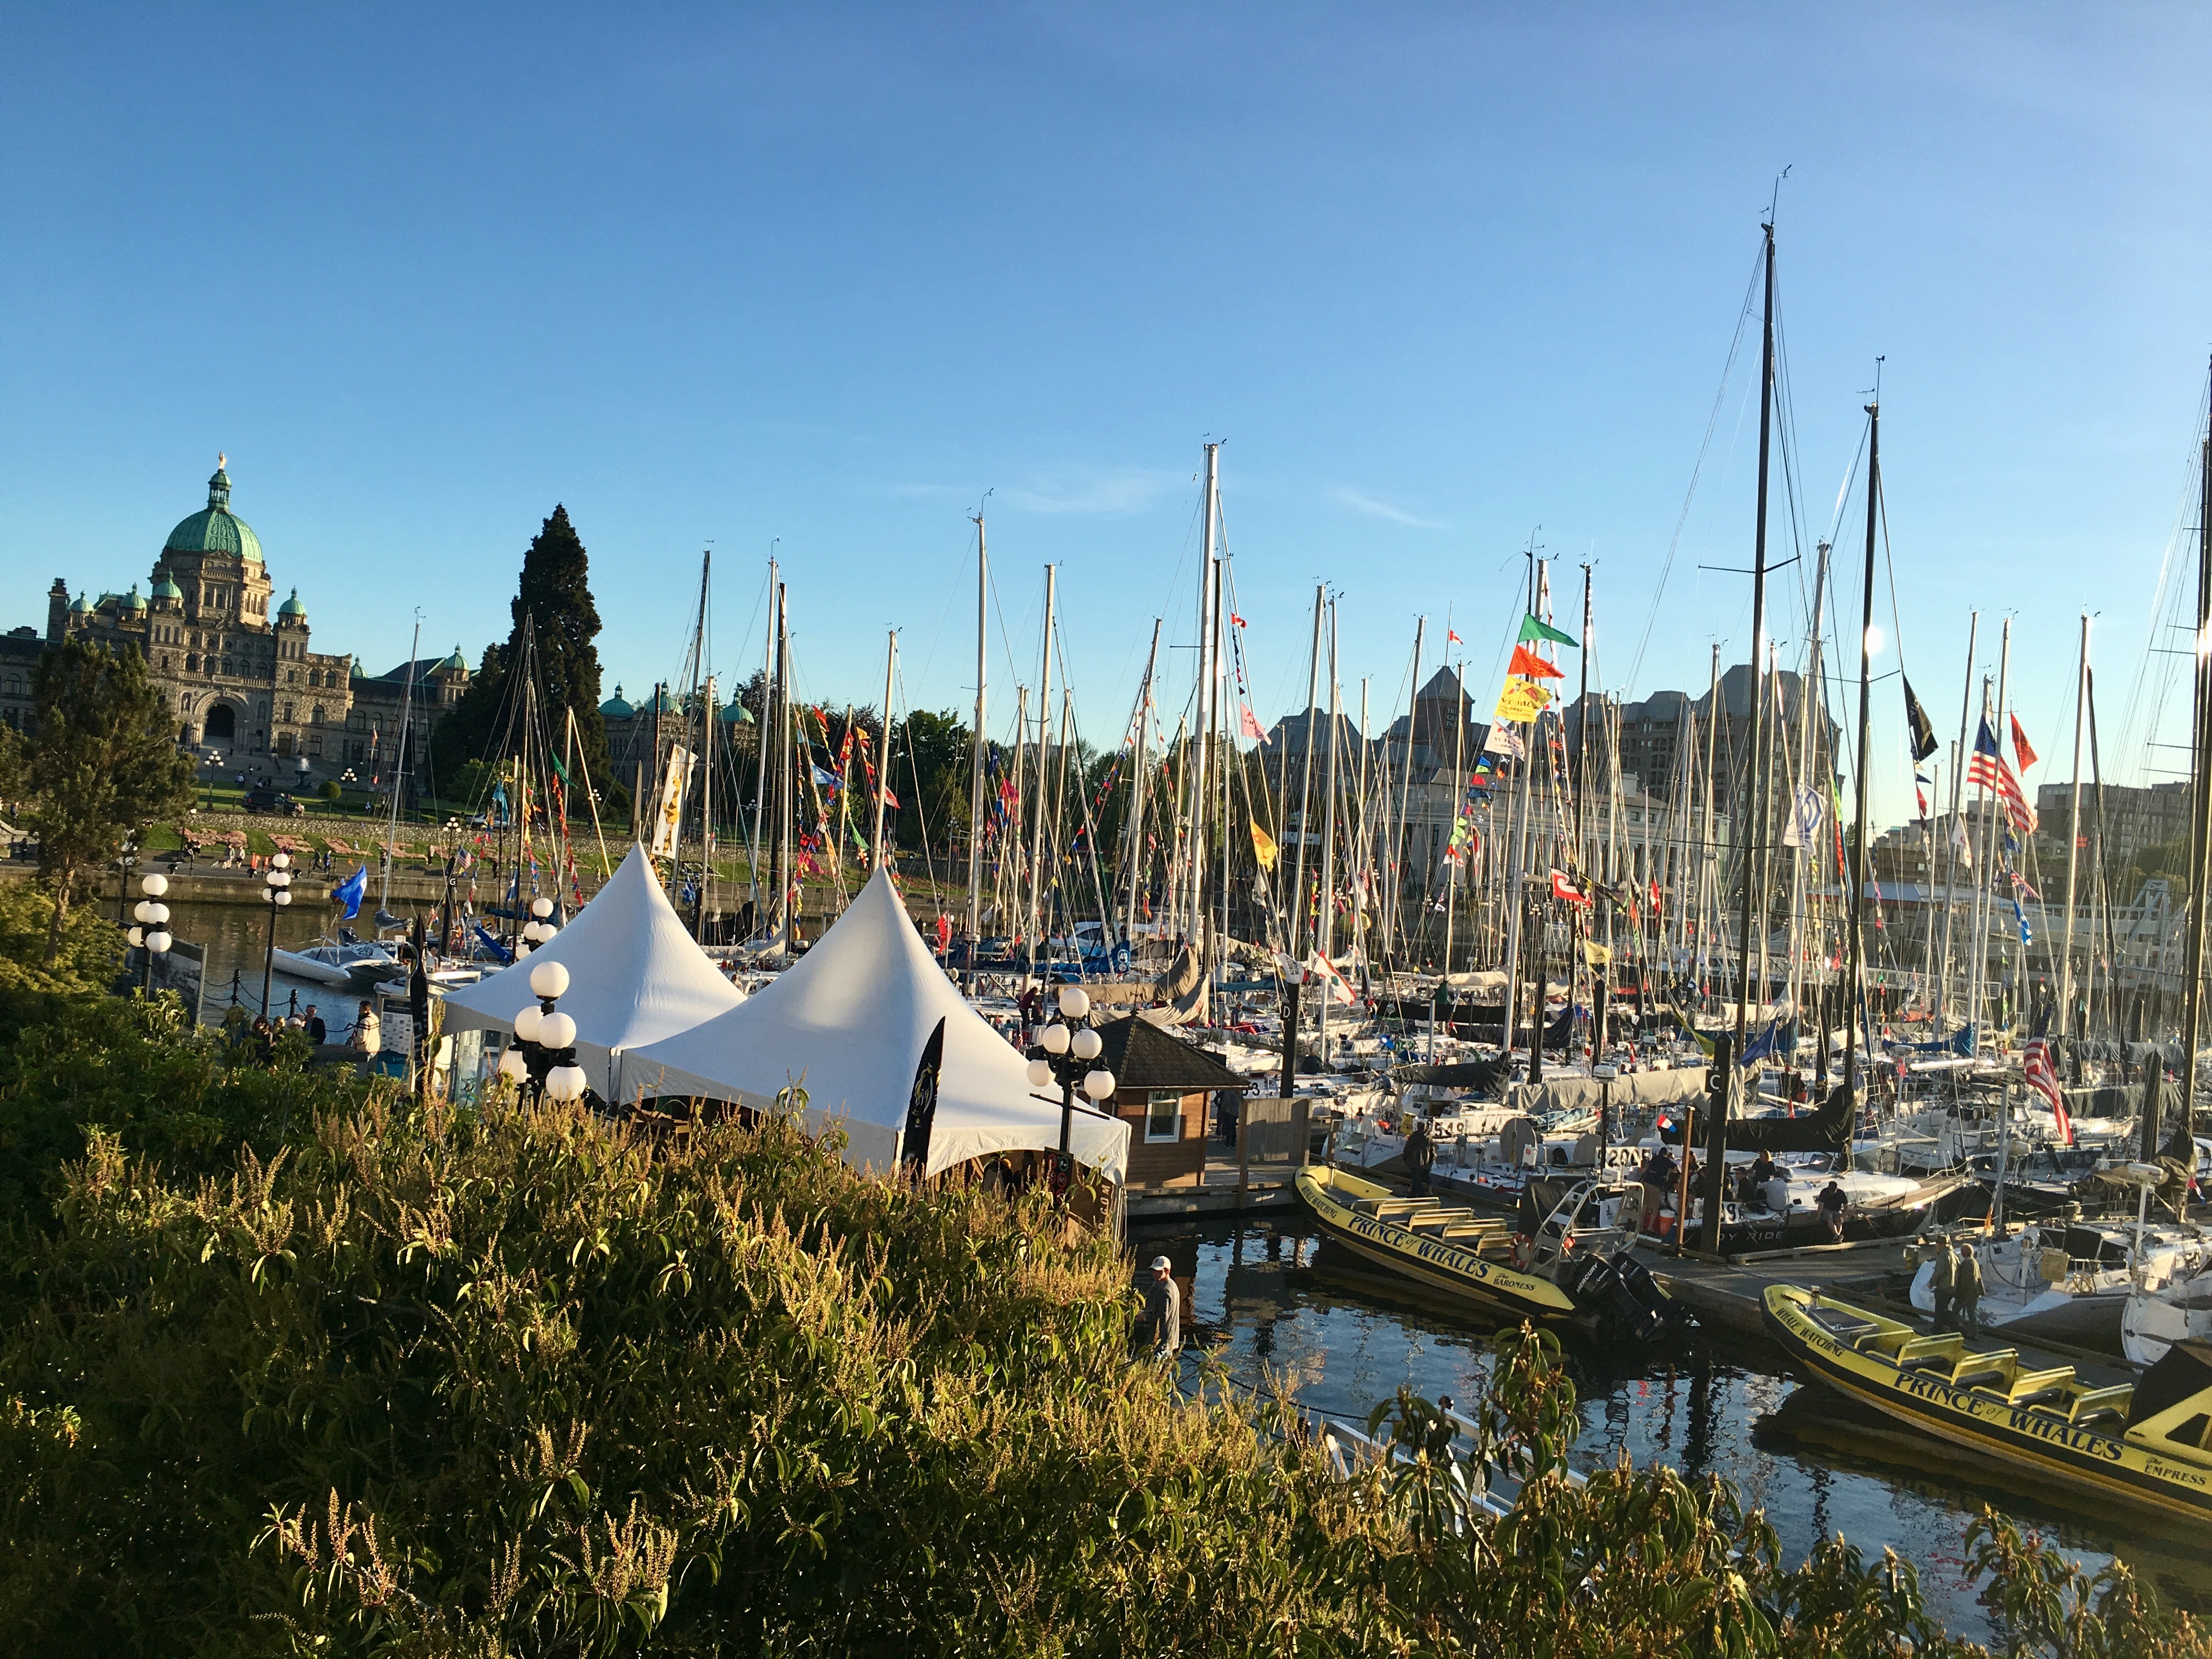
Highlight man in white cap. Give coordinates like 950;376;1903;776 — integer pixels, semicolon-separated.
1139;1256;1181;1358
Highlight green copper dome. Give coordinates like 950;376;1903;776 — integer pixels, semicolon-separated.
151;573;183;601
164;458;263;564
123;584;147;611
68;591;92;614
349;660;366;680
442;645;467;671
720;697;753;725
599;684;635;720
276;589;307;618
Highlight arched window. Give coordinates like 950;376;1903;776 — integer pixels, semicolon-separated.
312;705;325;726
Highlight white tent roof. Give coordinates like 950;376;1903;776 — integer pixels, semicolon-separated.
438;843;745;1095
625;865;1130;1182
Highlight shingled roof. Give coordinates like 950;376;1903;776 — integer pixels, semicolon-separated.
1091;1015;1248;1093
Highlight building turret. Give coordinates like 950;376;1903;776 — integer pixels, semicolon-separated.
47;579;69;641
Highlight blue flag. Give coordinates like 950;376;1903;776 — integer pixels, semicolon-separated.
333;865;368;921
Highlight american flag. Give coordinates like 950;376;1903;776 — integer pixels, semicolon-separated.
1965;715;2037;837
2023;1035;2071;1145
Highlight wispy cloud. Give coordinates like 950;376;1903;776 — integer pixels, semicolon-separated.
1332;486;1447;530
1003;467;1183;516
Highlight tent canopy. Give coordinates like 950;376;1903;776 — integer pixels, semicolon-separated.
626;865;1130;1182
438;843;744;1094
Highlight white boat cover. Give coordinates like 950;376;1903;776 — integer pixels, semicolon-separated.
626;865;1131;1182
437;843;745;1094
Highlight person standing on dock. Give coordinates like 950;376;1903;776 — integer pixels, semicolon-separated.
1928;1239;1957;1331
1405;1116;1435;1195
1954;1243;1983;1334
1139;1256;1181;1359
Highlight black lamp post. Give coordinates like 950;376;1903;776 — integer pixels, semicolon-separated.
1025;983;1116;1199
258;851;293;1014
498;957;586;1104
128;871;172;994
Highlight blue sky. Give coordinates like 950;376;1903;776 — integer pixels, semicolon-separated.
4;4;2207;825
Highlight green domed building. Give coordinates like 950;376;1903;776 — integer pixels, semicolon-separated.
3;458;467;787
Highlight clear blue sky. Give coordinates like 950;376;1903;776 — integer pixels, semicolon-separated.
4;5;2207;826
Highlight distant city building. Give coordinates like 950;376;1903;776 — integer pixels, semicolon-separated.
0;460;469;791
2034;778;2191;871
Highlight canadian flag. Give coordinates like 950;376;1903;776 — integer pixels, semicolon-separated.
1550;868;1590;907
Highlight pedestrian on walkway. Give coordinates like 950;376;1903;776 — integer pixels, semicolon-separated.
1138;1255;1181;1358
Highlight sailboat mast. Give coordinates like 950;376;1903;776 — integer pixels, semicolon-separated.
1842;400;1880;1098
1731;219;1778;1052
1386;617;1425;965
1442;653;1469;981
965;515;988;969
381;614;422;913
1190;444;1220;945
1028;567;1056;955
2178;387;2212;1133
873;629;897;866
1122;620;1161;945
2058;615;2090;1036
1937;615;1978;1023
1288;585;1323;960
1318;603;1342;1048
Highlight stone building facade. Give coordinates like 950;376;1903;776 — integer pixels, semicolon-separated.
0;460;469;792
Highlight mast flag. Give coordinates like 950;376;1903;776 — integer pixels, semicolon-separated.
1518;614;1577;647
2010;713;2040;772
1966;716;2037;836
1902;677;1940;762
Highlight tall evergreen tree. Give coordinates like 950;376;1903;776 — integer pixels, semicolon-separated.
19;637;195;957
430;506;620;805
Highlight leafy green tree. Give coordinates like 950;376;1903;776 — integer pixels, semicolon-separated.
0;877;119;1043
430;641;506;782
18;637;194;958
889;709;971;852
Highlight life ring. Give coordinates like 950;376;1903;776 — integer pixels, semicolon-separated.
1509;1233;1533;1269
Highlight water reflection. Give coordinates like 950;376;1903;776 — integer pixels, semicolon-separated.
1141;1212;2212;1637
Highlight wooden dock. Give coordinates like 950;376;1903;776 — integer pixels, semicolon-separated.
1126;1149;1300;1220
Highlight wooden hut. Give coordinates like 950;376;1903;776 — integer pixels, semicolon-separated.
1090;1016;1248;1189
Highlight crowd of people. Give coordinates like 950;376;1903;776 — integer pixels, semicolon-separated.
234;999;381;1065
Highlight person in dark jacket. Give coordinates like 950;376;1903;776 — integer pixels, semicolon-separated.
303;1005;328;1045
1138;1256;1181;1357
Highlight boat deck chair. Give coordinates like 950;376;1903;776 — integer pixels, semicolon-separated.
2002;1367;2076;1406
1891;1333;1966;1371
2064;1384;2133;1427
1946;1348;2019;1390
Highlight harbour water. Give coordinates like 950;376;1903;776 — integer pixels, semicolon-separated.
163;897;443;1025
1139;1211;2212;1639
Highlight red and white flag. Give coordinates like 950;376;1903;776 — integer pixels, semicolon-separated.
1306;951;1356;1006
1550;868;1590;907
2023;1036;2070;1146
1240;703;1267;742
1446;628;1463;645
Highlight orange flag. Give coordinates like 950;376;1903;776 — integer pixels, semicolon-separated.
2010;714;2039;772
1509;644;1565;680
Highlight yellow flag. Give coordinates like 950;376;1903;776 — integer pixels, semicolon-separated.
1494;678;1551;723
1250;819;1279;871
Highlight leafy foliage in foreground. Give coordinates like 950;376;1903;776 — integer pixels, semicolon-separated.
0;989;341;1234
0;1041;2201;1656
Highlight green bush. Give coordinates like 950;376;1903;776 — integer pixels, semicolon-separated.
320;780;343;803
0;1070;2200;1657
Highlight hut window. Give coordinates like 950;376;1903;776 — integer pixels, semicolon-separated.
1145;1091;1181;1143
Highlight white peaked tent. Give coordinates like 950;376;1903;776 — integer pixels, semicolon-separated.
626;865;1131;1182
439;843;746;1096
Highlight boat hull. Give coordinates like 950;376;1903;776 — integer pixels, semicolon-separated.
1295;1165;1577;1323
1762;1285;2212;1530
